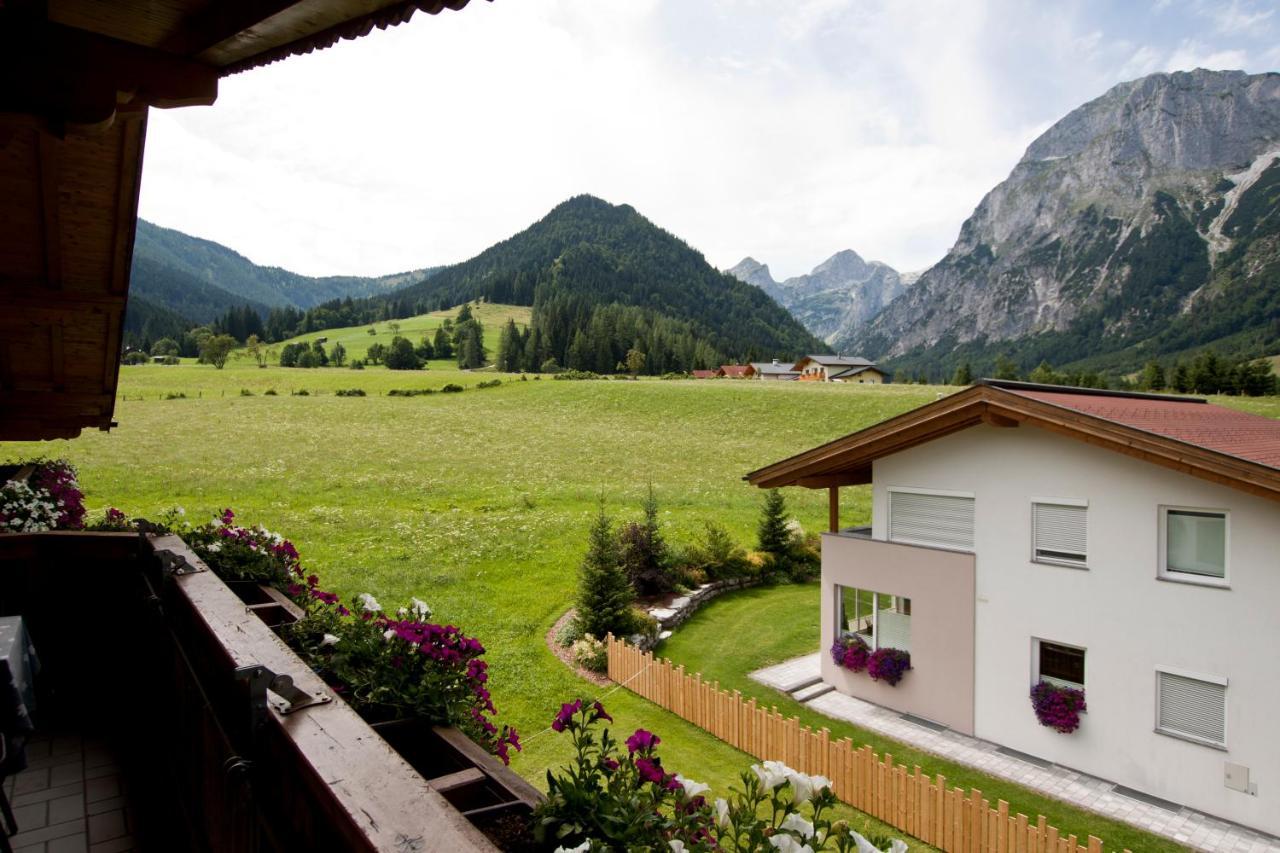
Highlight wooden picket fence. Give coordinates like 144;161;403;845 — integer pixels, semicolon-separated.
606;636;1129;853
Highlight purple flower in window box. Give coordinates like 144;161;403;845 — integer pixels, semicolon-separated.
1030;681;1086;733
867;647;912;686
830;635;870;672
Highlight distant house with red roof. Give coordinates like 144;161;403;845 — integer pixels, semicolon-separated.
747;379;1280;835
717;364;756;379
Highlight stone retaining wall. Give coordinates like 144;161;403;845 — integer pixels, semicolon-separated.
631;576;762;650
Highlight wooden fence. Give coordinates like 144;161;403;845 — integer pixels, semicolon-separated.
607;636;1130;853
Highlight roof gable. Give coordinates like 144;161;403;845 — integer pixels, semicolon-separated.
746;381;1280;502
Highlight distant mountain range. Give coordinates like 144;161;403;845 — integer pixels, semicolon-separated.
838;69;1280;377
727;251;908;344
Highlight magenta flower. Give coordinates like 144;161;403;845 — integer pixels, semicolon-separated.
635;756;665;784
552;700;583;732
590;701;612;724
626;728;660;754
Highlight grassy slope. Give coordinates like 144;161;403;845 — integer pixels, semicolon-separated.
6;368;1268;849
276;302;531;362
656;586;1184;853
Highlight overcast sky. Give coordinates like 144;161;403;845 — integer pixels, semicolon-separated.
139;0;1280;281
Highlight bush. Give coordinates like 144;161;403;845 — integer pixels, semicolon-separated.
539;357;561;374
571;634;608;673
239;388;254;396
164;392;186;400
441;383;464;393
387;388;435;397
122;351;148;365
291;389;309;396
335;389;366;397
350;360;365;371
555;619;584;648
384;336;422;370
553;370;601;381
476;379;502;389
678;521;751;581
264;389;278;396
160;355;180;365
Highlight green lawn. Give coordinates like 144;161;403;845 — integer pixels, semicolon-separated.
6;353;1268;850
656;585;1185;852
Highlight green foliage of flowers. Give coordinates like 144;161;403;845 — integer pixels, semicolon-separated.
536;701;906;852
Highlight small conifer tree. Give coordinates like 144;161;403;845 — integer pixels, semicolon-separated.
757;489;790;556
575;504;635;639
951;362;973;386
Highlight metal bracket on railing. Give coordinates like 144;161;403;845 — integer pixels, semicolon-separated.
235;664;331;729
154;548;204;577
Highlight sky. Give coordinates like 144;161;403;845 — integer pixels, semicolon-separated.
138;0;1280;282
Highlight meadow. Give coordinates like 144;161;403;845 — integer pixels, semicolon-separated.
8;330;1271;849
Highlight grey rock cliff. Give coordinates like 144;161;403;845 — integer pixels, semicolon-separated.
840;69;1280;365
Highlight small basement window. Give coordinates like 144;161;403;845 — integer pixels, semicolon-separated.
1032;502;1087;567
1156;669;1227;748
1161;508;1227;583
1036;640;1084;690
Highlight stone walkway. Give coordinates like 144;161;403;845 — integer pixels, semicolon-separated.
751;653;1280;853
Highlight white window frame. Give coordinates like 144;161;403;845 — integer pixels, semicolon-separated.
1030;497;1088;569
1154;666;1228;750
1032;637;1086;691
886;486;976;552
1158;505;1229;588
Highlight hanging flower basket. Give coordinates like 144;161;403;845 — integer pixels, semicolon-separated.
1030;681;1086;733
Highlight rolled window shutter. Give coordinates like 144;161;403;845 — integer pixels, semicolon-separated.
1033;503;1087;564
1158;671;1226;746
889;492;974;550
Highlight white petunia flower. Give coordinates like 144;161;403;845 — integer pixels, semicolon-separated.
383;628;396;641
780;812;815;840
674;774;710;798
410;597;431;618
752;760;792;791
358;593;382;612
552;843;590;853
768;835;814;853
713;797;731;830
320;634;339;647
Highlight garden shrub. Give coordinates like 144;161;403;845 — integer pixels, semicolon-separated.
678;521;751;581
555;619;584;648
571;634;608;673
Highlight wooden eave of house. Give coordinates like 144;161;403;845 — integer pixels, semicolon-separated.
745;380;1280;504
0;0;484;441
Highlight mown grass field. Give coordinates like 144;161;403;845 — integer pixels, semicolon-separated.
7;328;1271;849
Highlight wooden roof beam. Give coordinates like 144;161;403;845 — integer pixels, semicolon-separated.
158;1;308;57
0;15;218;132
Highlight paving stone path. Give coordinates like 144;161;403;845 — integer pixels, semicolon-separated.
751;653;1279;853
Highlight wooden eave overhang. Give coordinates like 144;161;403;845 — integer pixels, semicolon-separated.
745;383;1280;503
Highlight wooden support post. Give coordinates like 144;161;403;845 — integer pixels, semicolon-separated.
829;486;839;533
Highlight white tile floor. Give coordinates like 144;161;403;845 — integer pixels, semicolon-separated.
751;653;1280;853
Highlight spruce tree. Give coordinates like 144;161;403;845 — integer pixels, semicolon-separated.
575;504;635;639
757;489;790;556
951;362;973;386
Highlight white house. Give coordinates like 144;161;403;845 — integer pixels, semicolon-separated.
792;355;887;383
749;360;801;381
747;380;1280;837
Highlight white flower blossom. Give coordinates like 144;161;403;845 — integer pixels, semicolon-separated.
410;597;431;618
320;634;339;647
206;542;222;553
780;812;814;840
668;842;686;853
751;760;792;791
674;774;710;798
713;797;731;830
768;835;814;853
358;593;382;612
175;506;186;516
383;628;396;641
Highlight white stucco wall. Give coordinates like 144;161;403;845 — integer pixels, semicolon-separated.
870;424;1280;836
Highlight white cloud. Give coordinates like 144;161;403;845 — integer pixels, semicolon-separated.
137;0;1272;282
1202;0;1273;35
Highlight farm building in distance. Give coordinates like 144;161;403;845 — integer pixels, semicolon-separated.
793;355;887;383
718;364;756;378
750;360;801;380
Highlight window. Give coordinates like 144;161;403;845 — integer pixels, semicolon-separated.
1156;669;1227;748
1036;640;1084;689
836;585;911;652
1032;501;1087;567
888;489;974;551
1161;508;1227;582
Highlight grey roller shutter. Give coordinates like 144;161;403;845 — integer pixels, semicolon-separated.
1157;671;1226;747
1033;503;1087;565
889;491;974;550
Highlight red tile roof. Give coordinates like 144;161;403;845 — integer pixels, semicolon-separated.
1006;388;1280;470
718;365;753;378
691;370;718;379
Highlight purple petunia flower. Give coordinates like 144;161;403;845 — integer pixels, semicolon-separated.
626;728;660;754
